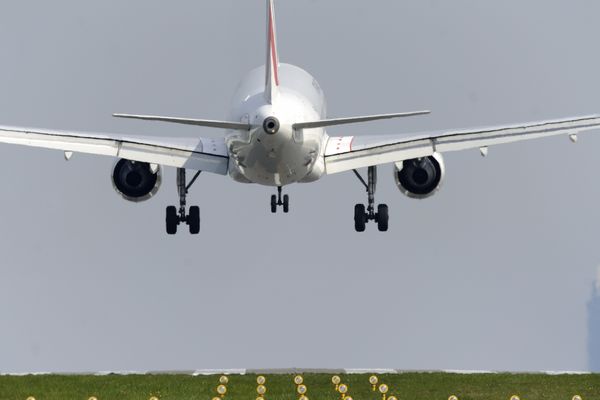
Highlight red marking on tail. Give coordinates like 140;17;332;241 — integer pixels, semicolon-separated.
268;7;279;86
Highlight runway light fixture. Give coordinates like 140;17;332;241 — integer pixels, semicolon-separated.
257;397;265;400
369;375;378;391
449;396;459;400
297;384;307;395
220;376;229;384
378;384;389;400
572;396;582;400
294;375;304;385
26;397;36;400
213;397;221;400
257;385;267;395
332;375;341;391
149;397;159;400
299;396;309;400
388;396;397;400
217;385;227;396
257;376;266;385
510;396;520;400
338;384;348;394
88;397;98;400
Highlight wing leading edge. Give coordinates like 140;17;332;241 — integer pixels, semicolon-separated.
324;115;600;174
0;125;229;174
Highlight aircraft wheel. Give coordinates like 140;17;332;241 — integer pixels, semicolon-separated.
188;206;200;234
354;204;367;232
377;204;389;232
166;206;178;235
283;194;290;213
271;195;277;213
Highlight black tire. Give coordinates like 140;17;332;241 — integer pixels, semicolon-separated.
354;204;367;232
271;195;277;213
166;206;178;235
188;206;200;234
283;194;290;213
377;204;389;232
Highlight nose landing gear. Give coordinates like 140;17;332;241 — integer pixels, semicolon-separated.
166;168;202;235
270;186;290;213
353;166;389;232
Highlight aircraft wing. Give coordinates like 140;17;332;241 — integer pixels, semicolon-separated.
0;125;229;174
324;115;600;174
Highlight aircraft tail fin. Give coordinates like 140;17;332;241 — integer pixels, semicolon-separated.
265;0;280;104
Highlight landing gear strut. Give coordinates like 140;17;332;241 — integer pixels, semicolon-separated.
270;186;289;213
166;168;202;235
353;166;389;232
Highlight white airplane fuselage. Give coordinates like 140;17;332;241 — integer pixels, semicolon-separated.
226;63;328;186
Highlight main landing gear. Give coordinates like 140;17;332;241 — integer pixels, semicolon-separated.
166;168;202;235
271;186;289;213
353;166;389;232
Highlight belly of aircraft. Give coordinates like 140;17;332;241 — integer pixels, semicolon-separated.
228;133;318;186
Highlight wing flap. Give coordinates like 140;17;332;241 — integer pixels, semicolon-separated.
0;125;229;174
324;115;600;174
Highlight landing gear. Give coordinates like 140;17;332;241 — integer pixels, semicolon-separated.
165;168;202;235
352;166;389;232
270;186;290;213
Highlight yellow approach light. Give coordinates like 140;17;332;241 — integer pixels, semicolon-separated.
369;375;378;391
220;376;229;384
257;385;267;395
297;385;307;395
257;376;266;385
332;375;341;391
449;396;459;400
217;385;227;396
294;375;304;385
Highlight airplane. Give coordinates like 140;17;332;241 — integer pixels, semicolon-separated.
1;0;600;234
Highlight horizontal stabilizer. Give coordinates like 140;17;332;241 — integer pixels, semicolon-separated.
113;113;251;131
292;110;431;130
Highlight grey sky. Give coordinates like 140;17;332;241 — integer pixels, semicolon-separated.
1;0;600;373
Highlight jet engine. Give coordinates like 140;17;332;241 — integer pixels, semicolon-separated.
394;153;445;199
111;159;162;202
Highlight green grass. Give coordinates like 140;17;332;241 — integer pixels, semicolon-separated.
0;372;598;400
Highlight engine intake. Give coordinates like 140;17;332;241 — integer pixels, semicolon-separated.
394;153;445;199
112;159;161;202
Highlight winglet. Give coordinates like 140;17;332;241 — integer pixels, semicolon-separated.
265;0;280;104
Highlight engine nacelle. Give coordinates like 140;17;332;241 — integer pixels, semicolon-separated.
394;153;445;199
112;159;161;202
